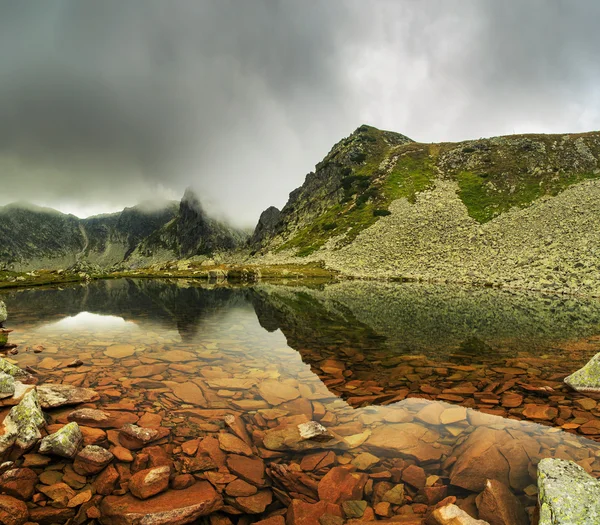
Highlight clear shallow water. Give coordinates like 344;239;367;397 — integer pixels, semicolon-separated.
2;278;600;522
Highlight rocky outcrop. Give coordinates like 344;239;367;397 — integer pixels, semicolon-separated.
126;188;247;266
564;353;600;392
248;206;281;249
537;458;600;524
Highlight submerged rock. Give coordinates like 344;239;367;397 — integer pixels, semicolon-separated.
0;373;15;399
538;458;600;524
37;384;99;408
476;479;528;525
99;481;223;524
0;390;46;457
73;445;114;475
430;503;489;524
564;353;600;392
39;422;83;458
129;465;170;499
119;424;160;450
263;420;335;451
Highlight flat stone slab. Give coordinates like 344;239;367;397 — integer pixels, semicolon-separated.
565;353;600;392
99;481;223;524
538;458;600;524
37;384;100;408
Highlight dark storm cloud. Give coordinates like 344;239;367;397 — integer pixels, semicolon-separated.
0;0;598;224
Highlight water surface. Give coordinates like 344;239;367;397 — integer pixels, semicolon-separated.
2;278;600;522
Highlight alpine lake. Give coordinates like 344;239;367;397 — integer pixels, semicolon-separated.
2;277;600;525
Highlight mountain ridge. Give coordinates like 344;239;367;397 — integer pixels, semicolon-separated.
0;189;246;271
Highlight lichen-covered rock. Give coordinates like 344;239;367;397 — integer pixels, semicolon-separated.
0;301;6;324
0;357;33;382
0;382;35;408
0;390;46;456
0;373;15;400
538;458;600;524
564;353;600;392
39;422;83;458
37;384;99;408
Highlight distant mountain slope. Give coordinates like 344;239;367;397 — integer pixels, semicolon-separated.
0;204;85;270
251;125;600;256
0;190;246;271
251;125;600;295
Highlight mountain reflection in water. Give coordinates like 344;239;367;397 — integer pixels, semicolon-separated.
1;278;600;523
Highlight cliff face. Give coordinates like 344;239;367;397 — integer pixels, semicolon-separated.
0;190;246;271
252;125;600;295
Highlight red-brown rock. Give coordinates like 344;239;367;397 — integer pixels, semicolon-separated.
0;495;28;525
99;481;223;524
285;499;342;525
234;489;273;514
171;474;195;490
521;404;557;421
318;466;368;504
0;468;37;499
73;445;114;475
402;464;426;490
129;465;170;500
94;464;119;495
226;454;266;487
476;479;528;525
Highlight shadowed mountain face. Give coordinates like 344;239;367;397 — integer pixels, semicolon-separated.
0;190;246;271
3;278;600;407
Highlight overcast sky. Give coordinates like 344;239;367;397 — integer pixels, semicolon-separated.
0;0;598;226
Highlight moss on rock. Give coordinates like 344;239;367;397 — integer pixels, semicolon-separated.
564;353;600;392
538;458;600;524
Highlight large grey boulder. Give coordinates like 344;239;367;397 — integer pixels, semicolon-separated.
0;301;6;324
538;458;600;524
564;353;600;392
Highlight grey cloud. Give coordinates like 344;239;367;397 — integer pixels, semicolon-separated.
0;0;598;225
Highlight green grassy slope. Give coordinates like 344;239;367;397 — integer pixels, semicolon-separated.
271;127;600;256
